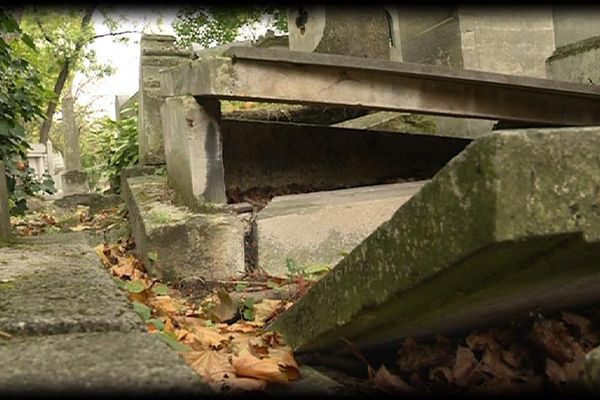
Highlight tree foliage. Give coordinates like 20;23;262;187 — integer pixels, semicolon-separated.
0;8;55;215
84;103;139;192
172;6;287;48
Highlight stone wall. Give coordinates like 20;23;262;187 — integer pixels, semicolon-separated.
553;5;600;48
220;119;470;202
138;34;191;165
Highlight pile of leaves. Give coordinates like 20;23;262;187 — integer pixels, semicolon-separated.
12;205;122;236
349;310;599;396
95;237;305;394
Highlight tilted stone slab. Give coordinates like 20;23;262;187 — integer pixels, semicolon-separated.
0;331;209;394
270;127;600;352
0;242;143;336
256;182;426;277
123;174;244;283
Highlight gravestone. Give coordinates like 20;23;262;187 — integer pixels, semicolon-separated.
60;94;89;195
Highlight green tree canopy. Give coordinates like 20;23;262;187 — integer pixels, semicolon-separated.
172;6;287;48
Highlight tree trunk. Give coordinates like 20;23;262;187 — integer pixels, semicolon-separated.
38;5;96;145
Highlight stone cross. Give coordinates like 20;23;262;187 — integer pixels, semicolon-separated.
0;161;11;242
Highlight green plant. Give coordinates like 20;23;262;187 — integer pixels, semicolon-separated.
84;102;138;192
1;8;56;215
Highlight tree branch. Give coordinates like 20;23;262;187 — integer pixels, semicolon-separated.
33;7;54;44
91;30;141;40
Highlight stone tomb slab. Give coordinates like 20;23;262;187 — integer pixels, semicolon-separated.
0;331;209;394
0;242;143;336
122;174;244;283
256;181;426;277
269;127;600;352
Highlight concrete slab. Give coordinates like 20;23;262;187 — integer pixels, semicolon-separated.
160;46;600;126
256;182;426;277
0;331;209;394
269;127;600;352
123;174;244;284
0;242;143;336
546;35;600;85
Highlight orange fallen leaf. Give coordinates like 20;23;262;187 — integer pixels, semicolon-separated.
253;299;283;324
232;352;296;383
95;244;111;267
193;326;229;349
183;350;236;382
224;321;257;334
149;295;181;315
110;257;136;278
453;346;479;387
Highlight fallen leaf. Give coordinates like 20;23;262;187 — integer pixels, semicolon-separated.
453;346;479;387
532;320;579;364
192;326;229;349
133;301;151;321
183;350;235;382
398;338;453;372
224;321;257;334
466;331;501;352
110;257;136;278
480;348;518;379
429;365;454;385
371;364;416;394
232;350;299;383
70;225;90;232
157;331;192;352
253;299;283;324
149;295;181;315
209;289;238;323
545;358;567;385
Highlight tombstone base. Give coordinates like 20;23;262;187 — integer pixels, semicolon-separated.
60;170;89;195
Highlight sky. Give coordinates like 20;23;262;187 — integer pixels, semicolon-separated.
73;7;178;119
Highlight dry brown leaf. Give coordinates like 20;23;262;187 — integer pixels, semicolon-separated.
183;350;236;382
95;244;111;267
70;225;91;232
429;365;454;385
224;321;257;334
192;326;229;349
398;340;453;372
149;295;180;315
545;358;567;385
233;348;299;383
453;346;479;387
480;348;518;379
249;337;269;358
371;364;416;394
532;320;579;364
562;312;600;347
466;331;501;352
209;289;238;323
110;257;136;278
164;316;175;333
253;299;283;323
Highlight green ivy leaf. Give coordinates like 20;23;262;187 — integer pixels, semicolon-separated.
152;284;169;296
133;301;151;321
147;251;158;262
147;318;165;331
124;280;145;293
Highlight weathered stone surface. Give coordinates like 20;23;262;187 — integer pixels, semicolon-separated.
60;170;89;195
256;182;425;277
0;242;143;336
546;36;600;85
270;127;600;352
0;331;210;394
119;165;158;203
552;6;600;48
585;346;600;391
139;34;191;165
288;6;392;60
123;174;244;283
62;95;81;172
0;161;10;242
161;95;226;206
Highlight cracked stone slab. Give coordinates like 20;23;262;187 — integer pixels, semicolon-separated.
0;242;143;336
0;331;210;395
270;127;600;352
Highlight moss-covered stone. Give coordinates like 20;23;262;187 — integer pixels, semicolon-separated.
269;127;600;352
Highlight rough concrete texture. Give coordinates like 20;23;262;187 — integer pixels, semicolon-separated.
585;346;600;391
397;5;555;139
60;170;90;195
270;127;600;352
139;34;191;165
288;6;392;59
552;6;600;48
0;331;209;395
546;36;600;85
0;242;144;336
0;161;10;242
221;119;468;199
161;95;226;207
257;182;426;277
123;174;244;283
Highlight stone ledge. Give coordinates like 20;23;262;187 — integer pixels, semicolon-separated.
547;34;600;62
123;174;244;283
0;331;209;394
